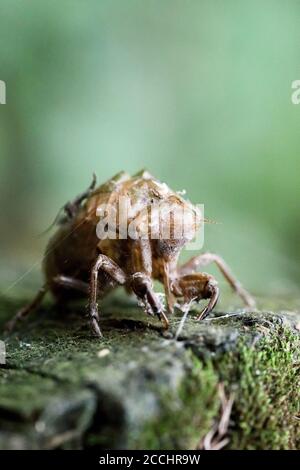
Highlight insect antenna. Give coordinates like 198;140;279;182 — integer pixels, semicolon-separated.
202;217;221;225
37;206;65;237
38;173;97;237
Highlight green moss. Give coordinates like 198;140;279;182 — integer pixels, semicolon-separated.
131;355;219;450
127;328;300;450
0;369;60;419
215;328;300;449
1;291;299;449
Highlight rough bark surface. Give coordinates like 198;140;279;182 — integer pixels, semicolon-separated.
0;289;299;449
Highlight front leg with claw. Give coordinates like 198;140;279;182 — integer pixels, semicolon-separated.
130;272;169;329
179;252;255;309
89;253;127;337
175;273;220;321
130;239;169;329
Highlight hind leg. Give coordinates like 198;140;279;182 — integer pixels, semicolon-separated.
6;276;90;332
52;275;89;295
5;286;48;332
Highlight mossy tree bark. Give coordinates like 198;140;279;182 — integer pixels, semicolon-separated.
0;290;299;450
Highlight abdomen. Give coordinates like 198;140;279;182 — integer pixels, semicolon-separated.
43;217;99;298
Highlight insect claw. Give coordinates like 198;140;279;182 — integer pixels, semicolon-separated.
91;319;103;338
158;310;169;329
146;293;169;328
89;304;102;337
196;305;210;321
196;282;219;321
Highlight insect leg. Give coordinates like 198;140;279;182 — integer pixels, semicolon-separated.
196;279;220;321
176;272;219;320
5;285;48;332
89;254;127;337
130;239;169;329
52;275;89;294
178;252;256;308
130;272;169;328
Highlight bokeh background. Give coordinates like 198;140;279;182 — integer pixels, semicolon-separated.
0;0;300;296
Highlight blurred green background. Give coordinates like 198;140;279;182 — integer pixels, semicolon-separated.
0;0;300;295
